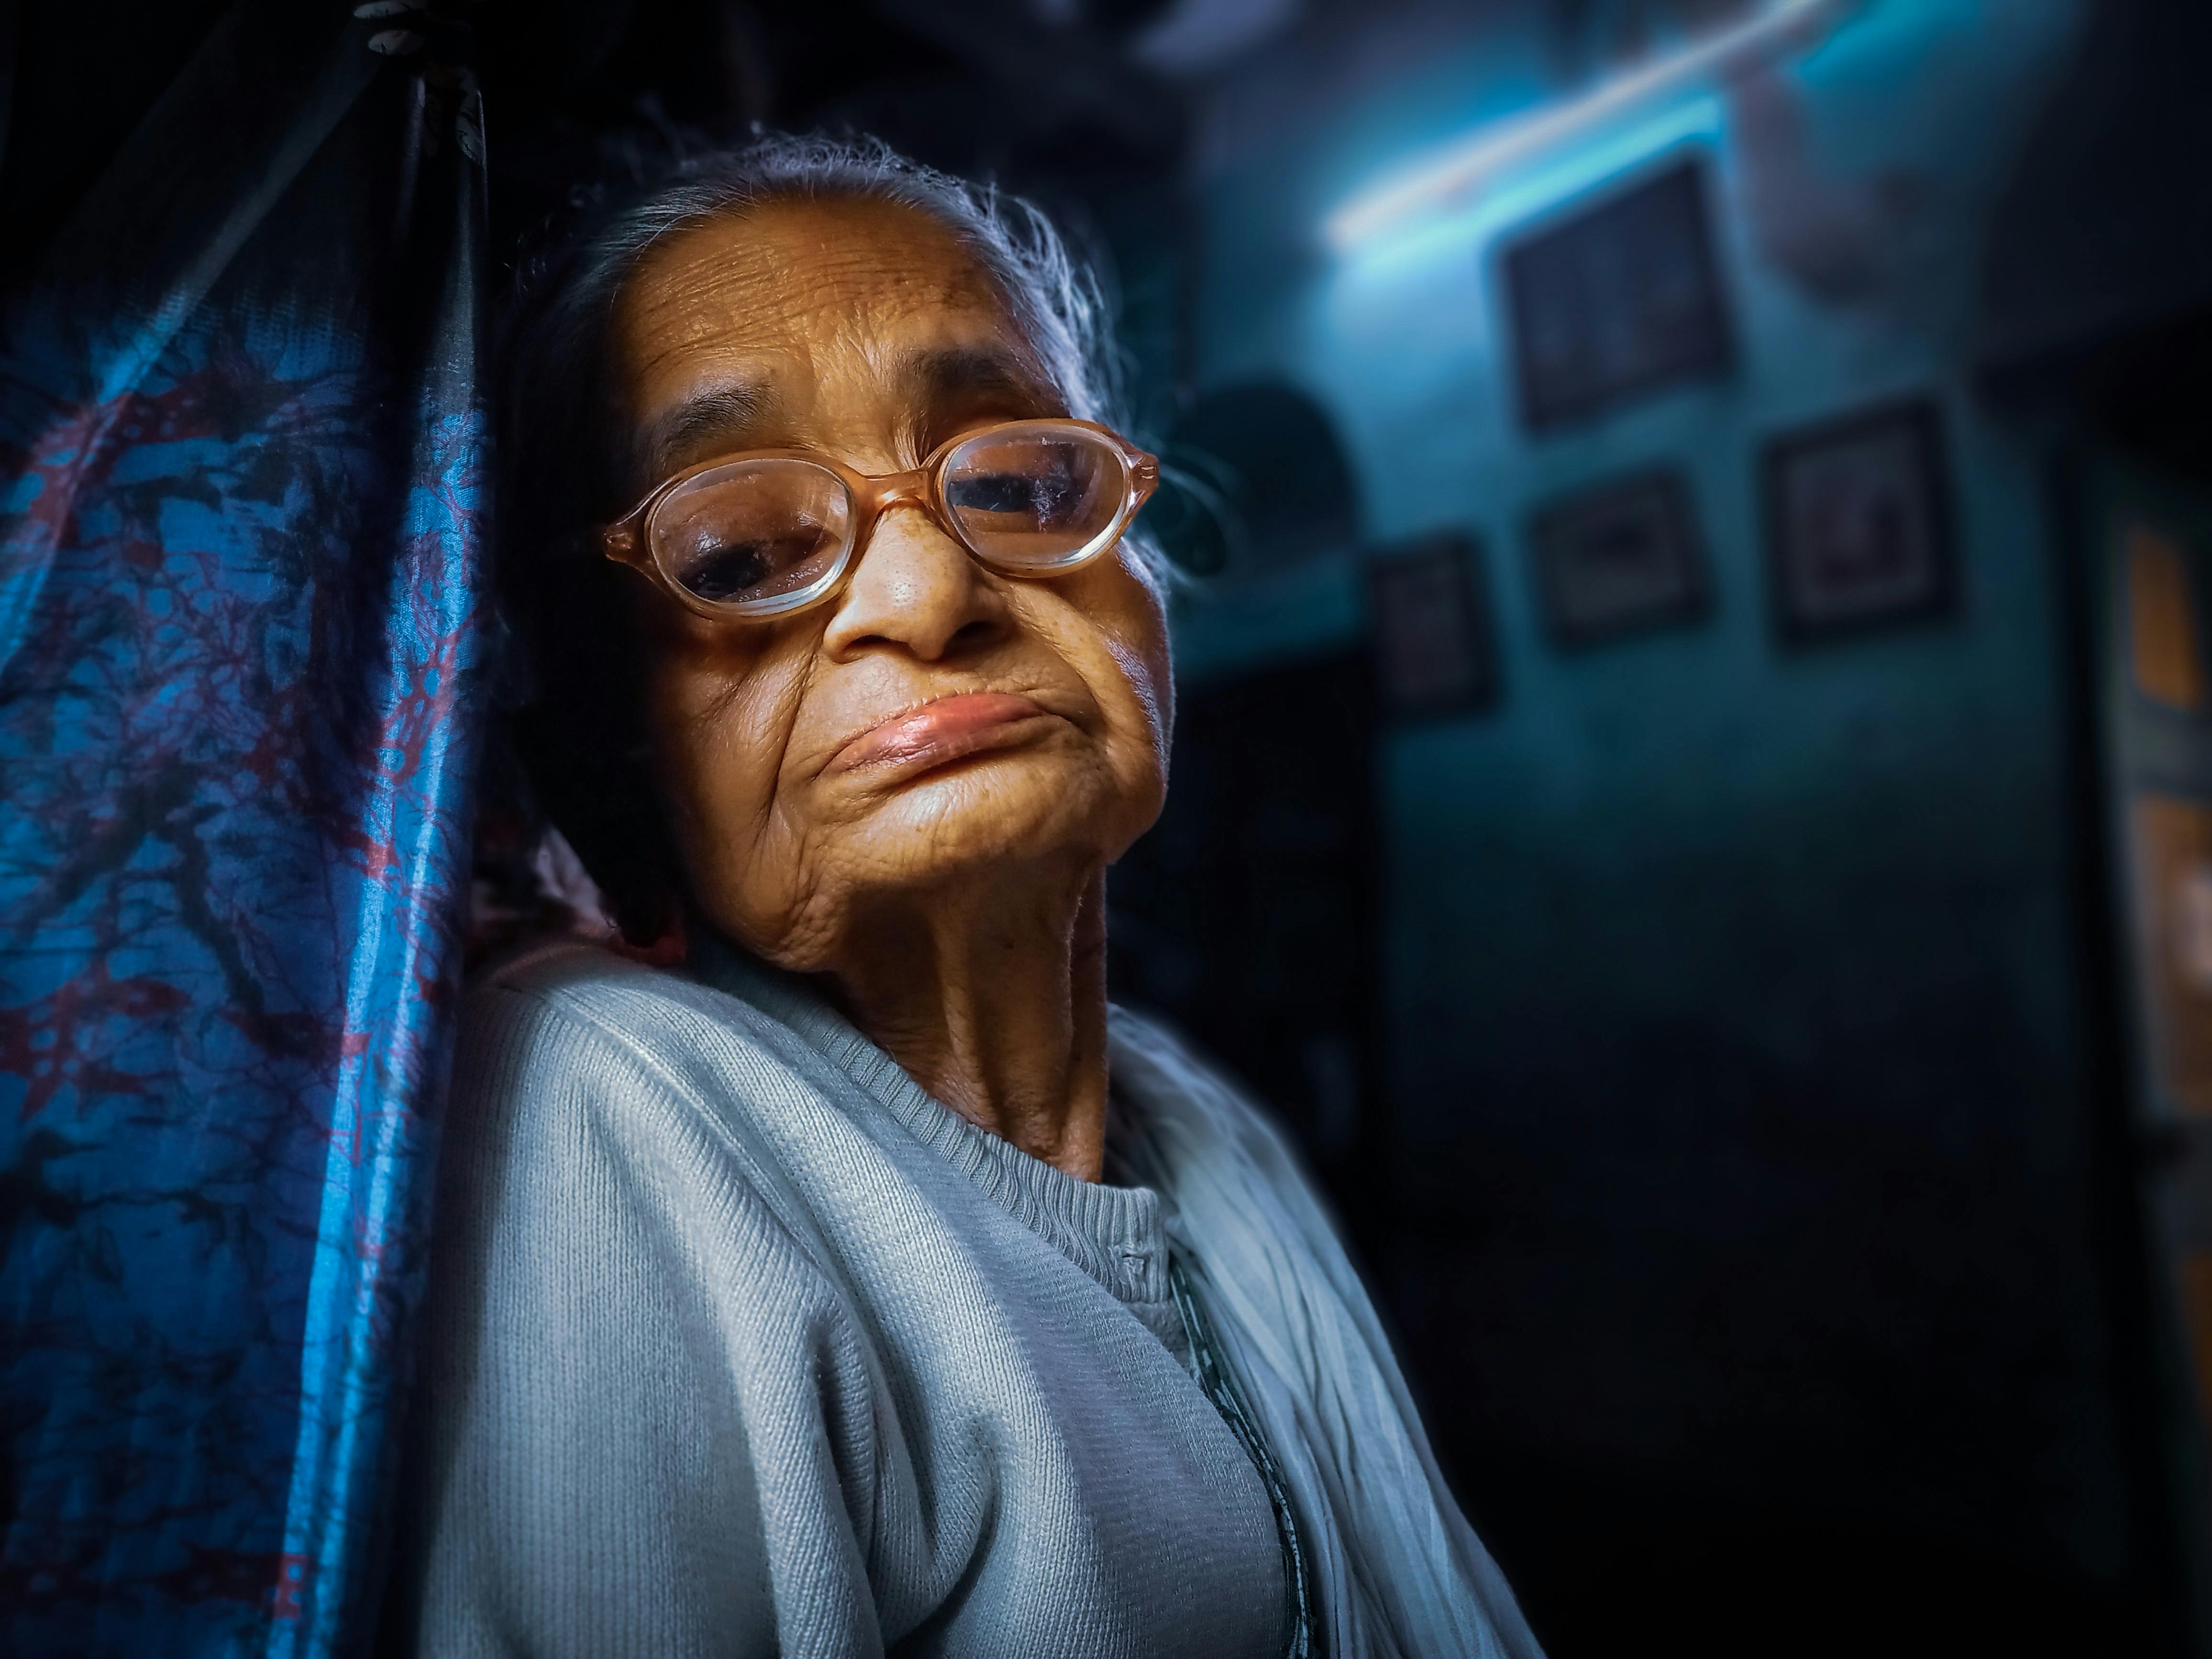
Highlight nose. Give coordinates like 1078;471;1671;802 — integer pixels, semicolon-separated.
819;504;1013;663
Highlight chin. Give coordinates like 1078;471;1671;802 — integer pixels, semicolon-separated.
865;756;1136;881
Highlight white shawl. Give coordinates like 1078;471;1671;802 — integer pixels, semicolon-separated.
1108;1008;1545;1659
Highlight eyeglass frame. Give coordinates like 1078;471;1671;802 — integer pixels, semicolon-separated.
598;416;1162;621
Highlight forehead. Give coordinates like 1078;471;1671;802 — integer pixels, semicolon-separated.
614;197;1026;411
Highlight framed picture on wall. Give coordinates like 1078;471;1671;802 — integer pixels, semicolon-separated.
1501;158;1734;431
1365;531;1500;720
1529;468;1709;648
1761;397;1956;644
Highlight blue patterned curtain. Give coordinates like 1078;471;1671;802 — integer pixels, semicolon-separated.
0;3;487;1652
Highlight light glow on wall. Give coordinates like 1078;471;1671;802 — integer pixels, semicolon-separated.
1323;0;1857;254
1325;97;1724;286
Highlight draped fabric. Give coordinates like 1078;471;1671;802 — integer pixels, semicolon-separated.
0;5;488;1653
1110;1015;1546;1659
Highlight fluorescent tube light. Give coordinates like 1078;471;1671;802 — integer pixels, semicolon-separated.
1324;0;1855;253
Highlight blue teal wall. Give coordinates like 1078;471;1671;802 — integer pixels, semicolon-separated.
1166;0;2144;1601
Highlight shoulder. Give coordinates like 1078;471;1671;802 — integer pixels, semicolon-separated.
462;935;784;1064
443;940;858;1243
404;955;888;1645
454;938;823;1128
432;942;874;1358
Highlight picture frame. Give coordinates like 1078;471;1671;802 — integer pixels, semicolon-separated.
1365;531;1501;721
1529;468;1709;648
1761;397;1956;644
1501;158;1734;431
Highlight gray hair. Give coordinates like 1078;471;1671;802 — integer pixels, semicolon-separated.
494;132;1161;942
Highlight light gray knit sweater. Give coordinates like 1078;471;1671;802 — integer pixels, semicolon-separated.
389;939;1541;1659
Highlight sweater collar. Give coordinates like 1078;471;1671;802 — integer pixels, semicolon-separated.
685;930;1176;1315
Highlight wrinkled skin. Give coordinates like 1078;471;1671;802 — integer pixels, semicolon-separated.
609;196;1172;1179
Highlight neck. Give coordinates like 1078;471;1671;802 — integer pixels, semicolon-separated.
817;866;1112;1182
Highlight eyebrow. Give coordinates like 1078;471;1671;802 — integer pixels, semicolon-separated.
632;345;1060;489
640;379;777;479
901;344;1058;413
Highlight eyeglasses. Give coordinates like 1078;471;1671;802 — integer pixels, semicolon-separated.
600;417;1161;620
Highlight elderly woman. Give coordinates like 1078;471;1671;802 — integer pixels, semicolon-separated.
392;136;1539;1659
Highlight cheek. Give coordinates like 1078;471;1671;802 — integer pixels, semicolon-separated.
644;635;807;876
1104;632;1172;779
1030;556;1172;823
1094;555;1173;768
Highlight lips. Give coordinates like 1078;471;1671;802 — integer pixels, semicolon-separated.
828;690;1058;777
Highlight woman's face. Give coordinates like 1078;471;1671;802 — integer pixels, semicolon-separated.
610;197;1172;970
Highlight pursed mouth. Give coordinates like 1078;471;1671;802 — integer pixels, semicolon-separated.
827;690;1061;777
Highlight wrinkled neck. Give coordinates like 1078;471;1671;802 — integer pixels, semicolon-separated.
815;867;1112;1182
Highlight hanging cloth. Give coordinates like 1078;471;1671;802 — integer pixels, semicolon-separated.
0;3;488;1654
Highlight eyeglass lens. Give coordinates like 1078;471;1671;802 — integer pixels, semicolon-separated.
940;425;1120;570
655;460;854;607
650;425;1127;611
